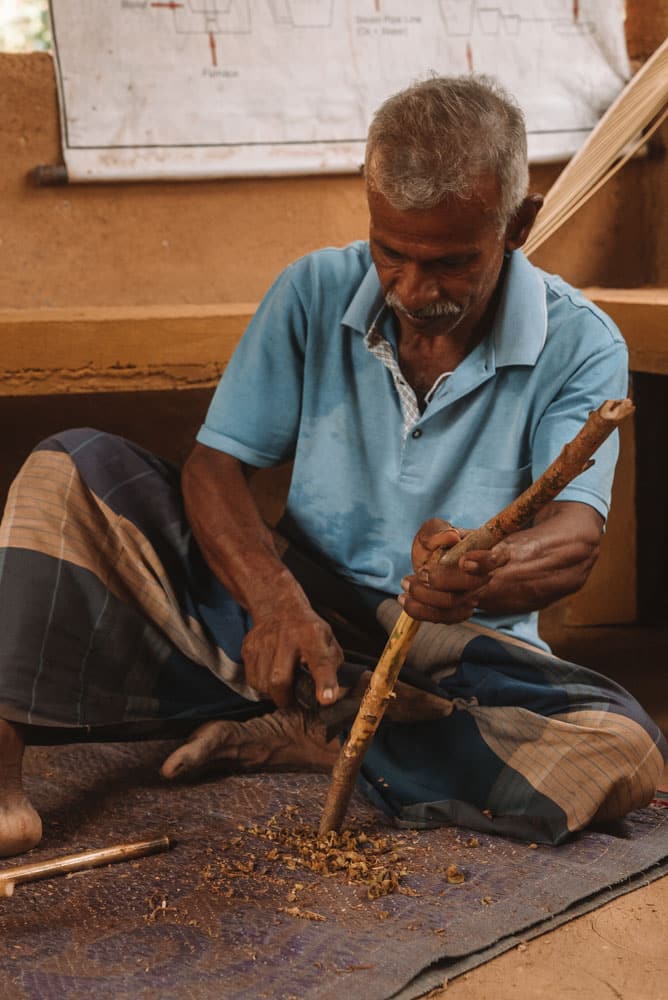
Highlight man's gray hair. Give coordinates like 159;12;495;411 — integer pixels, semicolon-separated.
365;74;529;225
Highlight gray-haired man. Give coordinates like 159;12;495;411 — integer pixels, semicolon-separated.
0;75;664;857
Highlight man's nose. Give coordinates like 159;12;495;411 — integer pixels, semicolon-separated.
395;263;440;308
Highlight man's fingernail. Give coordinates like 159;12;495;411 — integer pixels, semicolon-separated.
397;594;405;607
321;687;335;702
418;568;430;582
400;577;409;590
463;560;477;572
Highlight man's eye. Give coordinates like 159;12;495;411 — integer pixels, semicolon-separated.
381;246;403;261
437;256;473;268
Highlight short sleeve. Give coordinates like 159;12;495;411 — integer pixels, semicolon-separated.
532;326;629;520
197;264;308;467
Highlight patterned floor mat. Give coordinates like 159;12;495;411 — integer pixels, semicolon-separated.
1;741;667;1000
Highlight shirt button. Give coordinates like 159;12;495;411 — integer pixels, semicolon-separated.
411;429;422;439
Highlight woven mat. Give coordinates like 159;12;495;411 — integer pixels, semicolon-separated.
1;742;667;1000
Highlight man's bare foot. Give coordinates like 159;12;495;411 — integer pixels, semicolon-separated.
161;709;340;781
0;719;42;857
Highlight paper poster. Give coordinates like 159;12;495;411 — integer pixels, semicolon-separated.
49;0;630;181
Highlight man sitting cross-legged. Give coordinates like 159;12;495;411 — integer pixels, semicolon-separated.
0;75;665;858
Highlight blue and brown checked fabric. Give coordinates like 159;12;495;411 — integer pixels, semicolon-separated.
0;429;665;845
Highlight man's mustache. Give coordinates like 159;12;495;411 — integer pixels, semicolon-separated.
385;291;463;321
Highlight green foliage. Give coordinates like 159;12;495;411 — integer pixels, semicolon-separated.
0;1;52;52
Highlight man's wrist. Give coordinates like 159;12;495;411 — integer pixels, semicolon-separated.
244;565;312;621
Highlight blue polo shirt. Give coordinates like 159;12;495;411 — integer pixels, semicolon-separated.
198;243;628;646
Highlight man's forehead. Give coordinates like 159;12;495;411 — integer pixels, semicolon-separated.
367;183;501;245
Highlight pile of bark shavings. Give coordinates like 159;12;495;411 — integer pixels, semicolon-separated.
199;803;474;925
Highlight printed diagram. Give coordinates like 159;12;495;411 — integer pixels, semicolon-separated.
438;1;594;38
145;2;595;71
438;1;594;74
57;0;629;179
149;0;334;66
151;0;251;37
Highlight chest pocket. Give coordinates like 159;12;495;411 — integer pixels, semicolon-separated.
441;463;533;528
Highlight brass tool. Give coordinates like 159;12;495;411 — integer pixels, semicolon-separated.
0;835;171;897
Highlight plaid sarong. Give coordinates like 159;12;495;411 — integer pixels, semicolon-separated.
0;429;665;844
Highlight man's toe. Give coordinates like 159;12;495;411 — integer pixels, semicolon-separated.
160;721;237;779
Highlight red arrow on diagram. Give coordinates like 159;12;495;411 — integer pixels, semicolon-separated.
209;32;218;66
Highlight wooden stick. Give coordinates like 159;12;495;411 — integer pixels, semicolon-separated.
318;398;634;835
0;835;171;898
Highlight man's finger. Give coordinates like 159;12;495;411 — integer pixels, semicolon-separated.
420;559;494;591
408;561;490;592
416;517;453;541
459;543;511;575
267;638;299;707
401;576;482;609
399;592;477;623
413;528;461;568
242;630;296;707
419;526;460;552
305;644;343;706
421;531;462;563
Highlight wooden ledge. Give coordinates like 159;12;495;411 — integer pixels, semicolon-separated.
1;289;666;396
583;287;668;374
0;304;257;395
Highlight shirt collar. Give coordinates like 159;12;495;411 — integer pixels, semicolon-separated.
341;254;386;336
341;245;548;370
489;249;548;367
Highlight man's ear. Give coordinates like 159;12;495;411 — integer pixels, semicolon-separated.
504;194;544;251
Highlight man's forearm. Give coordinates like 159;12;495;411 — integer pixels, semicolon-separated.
182;444;310;618
182;443;342;707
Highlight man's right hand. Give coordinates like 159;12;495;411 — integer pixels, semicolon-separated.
182;445;343;708
399;517;502;623
242;607;343;709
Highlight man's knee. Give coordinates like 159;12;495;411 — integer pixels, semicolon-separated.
472;701;665;835
542;712;665;830
590;722;666;823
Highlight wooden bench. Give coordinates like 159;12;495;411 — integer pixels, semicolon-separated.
0;304;255;396
1;290;665;397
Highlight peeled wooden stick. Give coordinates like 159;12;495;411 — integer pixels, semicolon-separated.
0;835;171;897
319;399;634;835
